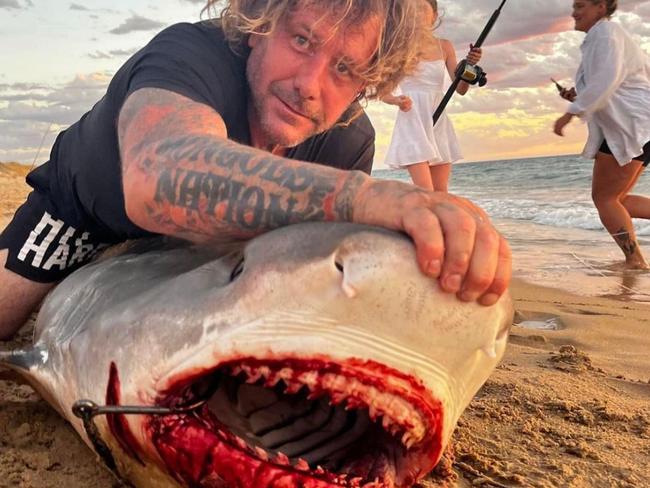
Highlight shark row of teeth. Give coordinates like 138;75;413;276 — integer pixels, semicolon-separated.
228;363;426;450
208;425;384;487
162;413;387;488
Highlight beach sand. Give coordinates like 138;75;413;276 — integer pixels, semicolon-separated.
1;164;649;487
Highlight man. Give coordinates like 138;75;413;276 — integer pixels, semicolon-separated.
0;0;511;340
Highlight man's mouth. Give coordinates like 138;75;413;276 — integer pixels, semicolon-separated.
271;90;321;126
138;358;443;488
278;97;311;119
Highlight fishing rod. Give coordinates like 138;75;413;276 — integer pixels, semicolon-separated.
432;0;508;125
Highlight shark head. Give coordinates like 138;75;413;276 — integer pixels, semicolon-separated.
8;223;513;488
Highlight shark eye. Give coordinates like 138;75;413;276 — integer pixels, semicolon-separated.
230;259;244;282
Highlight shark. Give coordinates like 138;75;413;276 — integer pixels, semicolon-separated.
0;222;513;488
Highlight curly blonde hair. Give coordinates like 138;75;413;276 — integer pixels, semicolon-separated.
201;0;427;103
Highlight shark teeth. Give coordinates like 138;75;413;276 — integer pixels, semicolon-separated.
274;451;290;465
227;363;427;449
233;436;248;450
254;446;269;461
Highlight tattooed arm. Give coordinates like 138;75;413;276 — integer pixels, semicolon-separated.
118;87;368;244
118;88;511;306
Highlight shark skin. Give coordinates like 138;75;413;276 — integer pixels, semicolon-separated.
1;222;513;488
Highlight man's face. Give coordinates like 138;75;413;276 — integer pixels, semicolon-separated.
572;0;606;32
246;5;379;149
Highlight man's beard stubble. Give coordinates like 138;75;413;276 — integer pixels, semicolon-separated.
246;72;327;149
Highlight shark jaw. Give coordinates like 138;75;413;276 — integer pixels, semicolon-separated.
107;358;443;488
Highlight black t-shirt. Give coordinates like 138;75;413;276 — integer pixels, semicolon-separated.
26;21;375;242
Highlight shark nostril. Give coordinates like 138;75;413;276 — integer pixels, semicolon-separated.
334;256;356;297
230;259;245;282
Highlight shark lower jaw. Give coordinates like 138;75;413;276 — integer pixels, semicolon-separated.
145;358;443;488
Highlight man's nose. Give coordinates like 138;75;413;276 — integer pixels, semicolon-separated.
293;53;329;100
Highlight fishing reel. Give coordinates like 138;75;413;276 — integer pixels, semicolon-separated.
455;59;488;87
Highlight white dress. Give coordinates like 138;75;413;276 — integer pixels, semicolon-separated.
384;59;463;169
568;19;650;166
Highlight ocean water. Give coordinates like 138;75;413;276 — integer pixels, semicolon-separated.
373;155;650;303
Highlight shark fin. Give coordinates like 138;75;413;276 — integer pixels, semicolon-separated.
0;346;47;372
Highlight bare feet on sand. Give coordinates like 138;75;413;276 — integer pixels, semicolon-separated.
625;258;650;270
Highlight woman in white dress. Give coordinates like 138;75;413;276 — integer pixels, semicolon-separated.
382;0;482;192
554;0;650;269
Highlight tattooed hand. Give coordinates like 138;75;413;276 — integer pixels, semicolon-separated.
352;180;511;306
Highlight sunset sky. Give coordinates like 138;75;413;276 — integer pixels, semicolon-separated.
1;0;649;168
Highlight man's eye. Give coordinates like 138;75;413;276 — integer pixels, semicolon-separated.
293;35;310;50
336;61;351;77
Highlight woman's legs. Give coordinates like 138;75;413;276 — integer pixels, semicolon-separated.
429;163;452;192
620;163;650;219
591;152;649;269
407;162;434;190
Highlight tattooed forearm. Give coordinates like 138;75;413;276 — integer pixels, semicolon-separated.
151;135;342;231
153;166;331;231
119;88;370;242
154;134;319;192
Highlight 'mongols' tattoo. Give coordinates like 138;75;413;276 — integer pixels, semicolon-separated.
147;135;365;235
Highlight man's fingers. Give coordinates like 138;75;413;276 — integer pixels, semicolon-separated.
357;181;511;306
458;221;500;302
479;235;512;306
403;208;444;278
434;204;477;293
430;198;508;304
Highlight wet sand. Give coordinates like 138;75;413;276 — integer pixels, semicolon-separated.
1;163;649;487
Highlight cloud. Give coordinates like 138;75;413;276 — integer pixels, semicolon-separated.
88;51;112;60
88;48;138;59
109;14;165;35
69;2;89;10
437;0;573;46
0;0;23;9
0;73;112;163
437;0;650;47
0;82;50;92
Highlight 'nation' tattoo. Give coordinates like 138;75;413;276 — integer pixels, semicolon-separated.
147;135;365;239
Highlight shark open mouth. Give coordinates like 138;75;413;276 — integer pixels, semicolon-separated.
144;358;443;488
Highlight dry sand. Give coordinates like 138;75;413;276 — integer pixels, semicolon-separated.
1;163;649;487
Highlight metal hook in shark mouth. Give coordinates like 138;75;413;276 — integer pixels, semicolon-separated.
108;358;443;488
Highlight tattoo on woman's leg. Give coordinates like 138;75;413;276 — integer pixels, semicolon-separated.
611;228;638;257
